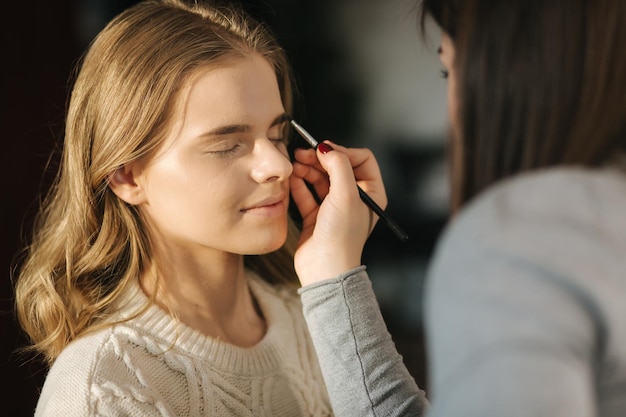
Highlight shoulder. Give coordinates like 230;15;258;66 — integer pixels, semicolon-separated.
455;166;626;232
35;322;166;416
437;166;626;259
35;328;115;416
427;165;626;318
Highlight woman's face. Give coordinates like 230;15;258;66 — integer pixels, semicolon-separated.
131;54;293;258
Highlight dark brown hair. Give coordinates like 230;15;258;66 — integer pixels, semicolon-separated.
421;0;626;209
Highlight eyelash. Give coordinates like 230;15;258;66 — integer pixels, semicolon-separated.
269;137;285;145
210;137;284;157
440;69;449;79
212;144;241;156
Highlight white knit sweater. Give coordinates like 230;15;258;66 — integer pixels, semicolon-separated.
35;271;332;416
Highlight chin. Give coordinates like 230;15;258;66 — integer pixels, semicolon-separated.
246;230;288;255
257;239;288;255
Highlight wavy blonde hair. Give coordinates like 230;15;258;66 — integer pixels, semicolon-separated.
14;0;299;365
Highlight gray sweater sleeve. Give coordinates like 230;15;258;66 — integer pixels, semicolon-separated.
298;266;429;417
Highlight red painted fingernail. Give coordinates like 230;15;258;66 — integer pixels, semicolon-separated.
317;142;334;154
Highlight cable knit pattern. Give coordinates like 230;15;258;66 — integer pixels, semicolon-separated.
35;271;332;416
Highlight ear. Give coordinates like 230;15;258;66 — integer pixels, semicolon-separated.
108;164;147;205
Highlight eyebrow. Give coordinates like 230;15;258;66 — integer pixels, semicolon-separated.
202;113;291;137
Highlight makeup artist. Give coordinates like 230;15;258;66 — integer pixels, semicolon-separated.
289;0;626;416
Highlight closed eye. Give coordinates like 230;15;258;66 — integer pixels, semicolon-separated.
269;137;288;155
268;120;289;146
269;136;285;145
209;143;241;156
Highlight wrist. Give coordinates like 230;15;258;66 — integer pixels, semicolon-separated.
298;265;367;291
295;249;362;286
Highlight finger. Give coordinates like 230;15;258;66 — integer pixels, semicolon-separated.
293;148;323;172
289;174;319;221
292;161;327;186
314;144;362;207
292;161;330;201
297;141;377;176
321;141;387;208
297;141;387;210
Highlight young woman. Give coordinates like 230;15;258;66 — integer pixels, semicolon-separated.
14;1;332;415
290;0;626;416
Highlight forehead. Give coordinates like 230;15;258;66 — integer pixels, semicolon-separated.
180;54;279;105
162;54;283;135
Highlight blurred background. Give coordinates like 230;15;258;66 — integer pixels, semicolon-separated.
1;0;448;414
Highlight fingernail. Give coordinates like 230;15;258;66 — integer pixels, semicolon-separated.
317;142;334;154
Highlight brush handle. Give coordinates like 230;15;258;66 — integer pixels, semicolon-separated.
358;186;409;242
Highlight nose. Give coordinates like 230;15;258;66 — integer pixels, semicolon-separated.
250;138;293;183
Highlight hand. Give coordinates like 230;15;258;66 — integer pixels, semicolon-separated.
290;141;387;286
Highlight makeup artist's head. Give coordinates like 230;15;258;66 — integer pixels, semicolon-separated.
15;0;298;364
420;0;626;212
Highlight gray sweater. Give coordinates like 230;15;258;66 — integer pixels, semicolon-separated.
299;166;626;417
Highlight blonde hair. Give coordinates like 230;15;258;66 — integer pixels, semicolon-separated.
14;0;299;365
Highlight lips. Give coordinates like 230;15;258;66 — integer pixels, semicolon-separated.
241;194;287;212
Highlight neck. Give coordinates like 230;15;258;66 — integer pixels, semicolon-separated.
141;245;266;347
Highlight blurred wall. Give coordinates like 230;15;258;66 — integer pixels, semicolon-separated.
1;1;448;414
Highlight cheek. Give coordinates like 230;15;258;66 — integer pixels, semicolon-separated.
446;70;464;211
143;159;235;220
446;72;460;138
